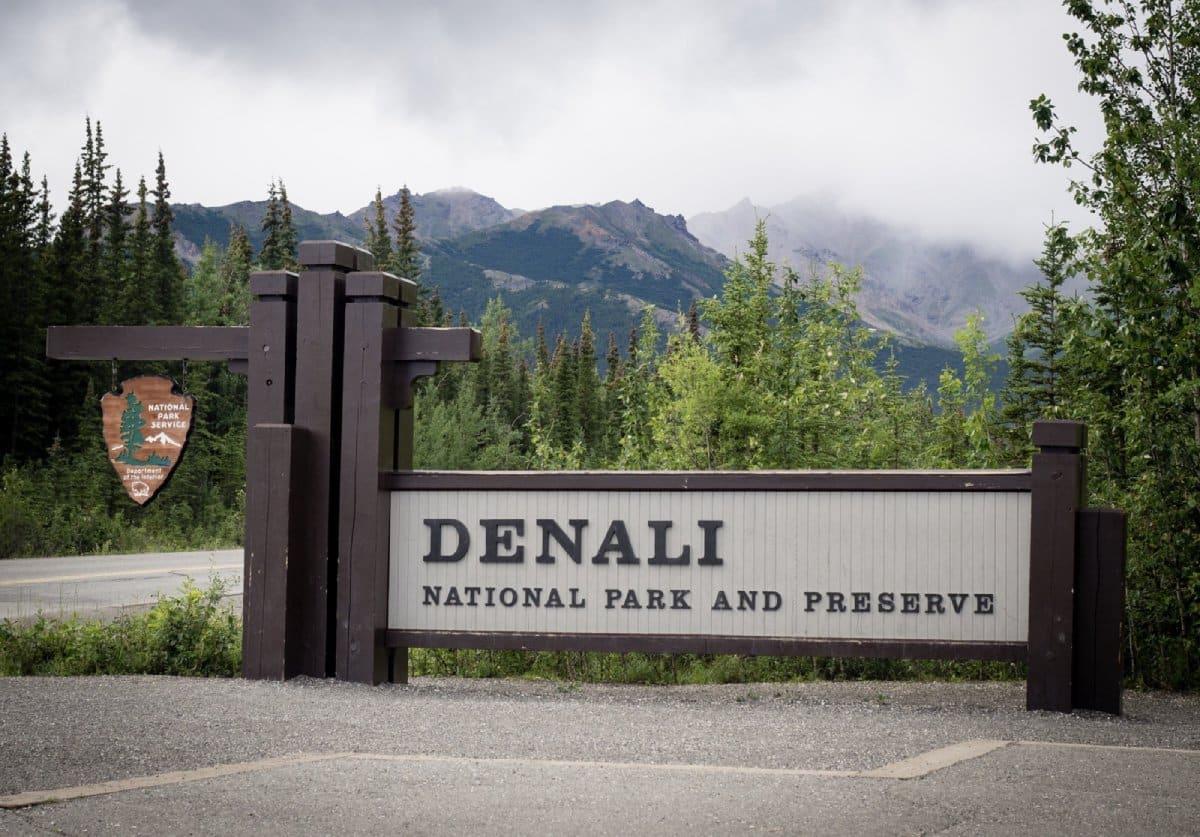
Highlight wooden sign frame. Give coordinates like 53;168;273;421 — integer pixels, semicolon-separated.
47;239;1126;715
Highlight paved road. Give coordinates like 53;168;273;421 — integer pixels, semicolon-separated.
0;677;1196;836
0;550;242;622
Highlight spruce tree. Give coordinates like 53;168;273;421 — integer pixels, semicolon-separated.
258;180;282;269
219;224;253;324
34;176;54;251
1001;222;1077;459
150;151;183;323
550;334;577;447
79;118;109;279
535;320;550;378
686;299;701;343
122;177;153;324
576;311;600;447
0;136;45;457
185;240;223;325
277;180;299;272
363;187;392;267
55;163;91;325
99;169;129;323
390;185;420;281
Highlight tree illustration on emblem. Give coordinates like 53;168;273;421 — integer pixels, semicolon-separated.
116;391;169;466
116;393;146;464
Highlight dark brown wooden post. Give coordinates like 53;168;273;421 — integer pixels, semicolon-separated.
242;272;298;677
243;271;297;680
288;241;374;677
337;271;416;684
1027;419;1086;712
1073;508;1126;714
243;424;301;678
246;271;297;426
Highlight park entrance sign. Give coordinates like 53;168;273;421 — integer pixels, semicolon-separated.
390;476;1031;653
47;240;1125;715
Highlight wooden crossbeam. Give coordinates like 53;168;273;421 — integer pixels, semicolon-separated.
44;324;478;364
386;326;482;362
46;326;249;361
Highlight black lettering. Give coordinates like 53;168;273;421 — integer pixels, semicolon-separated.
536;519;588;564
763;591;782;611
712;590;732;611
523;587;542;607
851;592;871;613
670;589;691;609
974;593;995;615
499;587;518;607
423;519;469;562
901;593;920;614
605;589;622;609
738;590;758;611
879;592;895;613
805;591;823;612
925;593;945;614
545;588;565;608
592;520;639;564
697;520;724;565
622;590;642;609
480;519;525;563
569;588;586;608
948;593;969;614
442;587;461;606
827;592;846;613
485;587;497;607
647;521;690;565
422;585;441;605
646;589;666;609
463;587;481;606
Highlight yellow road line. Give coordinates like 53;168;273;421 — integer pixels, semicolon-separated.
0;564;241;588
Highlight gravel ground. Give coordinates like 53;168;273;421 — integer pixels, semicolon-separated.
0;676;1196;835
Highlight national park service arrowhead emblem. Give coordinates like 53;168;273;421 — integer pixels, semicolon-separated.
101;375;195;505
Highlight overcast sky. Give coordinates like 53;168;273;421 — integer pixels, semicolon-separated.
1;0;1100;260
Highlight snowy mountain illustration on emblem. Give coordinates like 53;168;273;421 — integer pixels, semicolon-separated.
144;431;183;447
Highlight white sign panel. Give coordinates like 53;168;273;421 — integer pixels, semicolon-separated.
390;490;1031;643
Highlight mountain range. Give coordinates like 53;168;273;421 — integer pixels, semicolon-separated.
170;187;1041;385
689;196;1042;344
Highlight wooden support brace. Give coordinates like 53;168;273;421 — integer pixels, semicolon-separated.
382;326;482;408
1073;508;1126;715
242;423;303;680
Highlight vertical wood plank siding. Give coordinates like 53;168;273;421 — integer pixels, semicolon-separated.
386;472;1032;649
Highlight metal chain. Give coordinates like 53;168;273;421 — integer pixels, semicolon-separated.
111;359;118;393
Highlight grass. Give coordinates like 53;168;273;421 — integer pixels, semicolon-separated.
406;647;1026;685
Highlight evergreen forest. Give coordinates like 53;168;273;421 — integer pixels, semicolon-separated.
0;1;1196;687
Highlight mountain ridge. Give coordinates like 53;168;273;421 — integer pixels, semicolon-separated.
169;187;1038;353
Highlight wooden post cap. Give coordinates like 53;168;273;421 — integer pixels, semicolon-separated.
298;241;374;272
1032;420;1086;451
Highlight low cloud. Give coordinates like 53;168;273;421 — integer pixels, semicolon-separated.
0;0;1099;258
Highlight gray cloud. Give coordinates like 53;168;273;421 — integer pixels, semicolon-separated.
0;0;1098;259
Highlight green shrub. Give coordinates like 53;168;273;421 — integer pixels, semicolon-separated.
0;577;240;677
